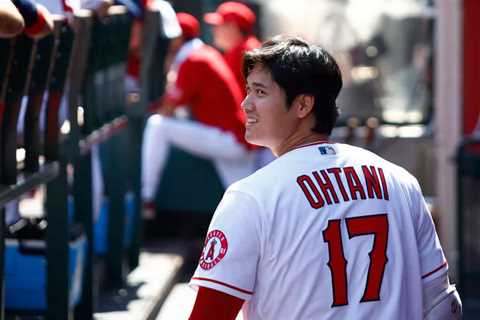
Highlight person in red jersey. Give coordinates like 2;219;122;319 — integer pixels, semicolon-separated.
205;2;276;170
188;36;461;320
204;1;261;97
141;13;256;219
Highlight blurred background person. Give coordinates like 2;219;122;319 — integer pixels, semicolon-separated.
124;0;181;94
204;1;274;169
204;1;260;97
142;12;256;219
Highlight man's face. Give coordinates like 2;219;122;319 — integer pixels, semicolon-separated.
212;22;239;51
242;64;299;153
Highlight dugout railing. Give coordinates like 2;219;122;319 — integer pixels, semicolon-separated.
0;16;73;320
0;5;166;319
1;4;229;319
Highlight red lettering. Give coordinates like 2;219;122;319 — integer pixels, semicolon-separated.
323;219;348;306
313;170;340;205
344;167;366;200
297;175;325;209
327;168;350;201
378;168;389;200
324;214;389;306
346;214;389;302
362;166;383;199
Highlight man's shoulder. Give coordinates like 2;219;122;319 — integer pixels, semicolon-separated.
228;156;291;195
349;144;420;186
340;143;404;167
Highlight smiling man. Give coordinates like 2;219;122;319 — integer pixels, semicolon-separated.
188;36;461;320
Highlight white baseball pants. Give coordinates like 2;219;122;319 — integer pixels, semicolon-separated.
141;114;255;201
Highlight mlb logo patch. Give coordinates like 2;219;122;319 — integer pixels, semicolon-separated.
318;145;336;155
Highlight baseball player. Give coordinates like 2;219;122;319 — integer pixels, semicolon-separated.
141;13;256;219
188;36;461;319
204;1;261;97
204;2;276;171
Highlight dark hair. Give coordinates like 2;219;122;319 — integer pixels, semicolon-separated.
243;36;342;135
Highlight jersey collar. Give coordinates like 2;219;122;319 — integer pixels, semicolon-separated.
291;140;331;151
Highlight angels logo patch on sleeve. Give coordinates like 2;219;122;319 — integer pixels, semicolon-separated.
199;230;228;270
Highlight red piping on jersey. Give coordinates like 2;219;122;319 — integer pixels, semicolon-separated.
292;140;331;151
192;277;254;295
421;261;448;279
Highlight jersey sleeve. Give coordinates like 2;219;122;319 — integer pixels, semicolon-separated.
190;190;262;301
411;180;448;283
189;287;244;320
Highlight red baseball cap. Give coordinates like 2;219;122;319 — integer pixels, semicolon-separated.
204;1;256;33
176;13;200;39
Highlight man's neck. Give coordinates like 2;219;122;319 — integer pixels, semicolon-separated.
273;132;330;157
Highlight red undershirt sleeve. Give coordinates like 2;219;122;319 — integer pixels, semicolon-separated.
189;286;244;320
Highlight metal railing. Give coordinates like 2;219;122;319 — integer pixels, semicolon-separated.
0;5;167;319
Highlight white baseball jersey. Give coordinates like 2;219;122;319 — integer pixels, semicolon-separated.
190;142;447;320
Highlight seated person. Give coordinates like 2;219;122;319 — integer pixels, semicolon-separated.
205;2;275;169
204;1;261;96
142;13;256;219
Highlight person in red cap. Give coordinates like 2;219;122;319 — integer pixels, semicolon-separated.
141;12;256;219
204;1;261;97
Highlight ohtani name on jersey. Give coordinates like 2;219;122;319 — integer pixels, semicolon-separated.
297;165;390;209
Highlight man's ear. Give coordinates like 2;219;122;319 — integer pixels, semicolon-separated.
294;94;315;119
